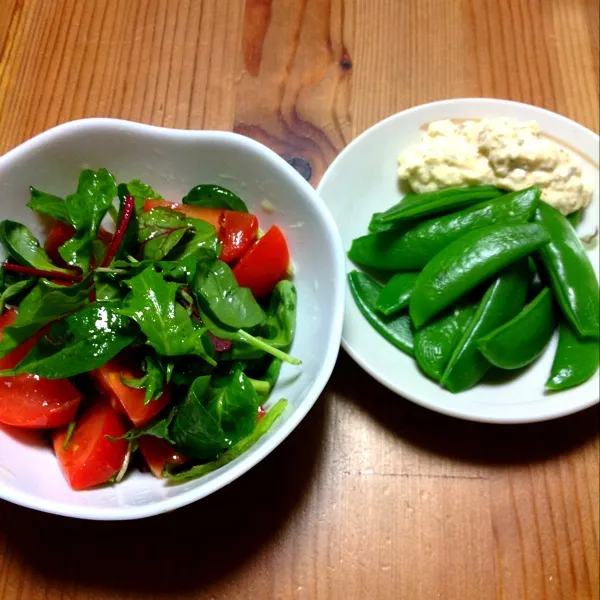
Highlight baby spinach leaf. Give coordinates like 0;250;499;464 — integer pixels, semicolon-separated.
124;179;162;213
121;352;168;404
0;221;74;274
194;259;264;329
206;369;260;445
166;399;287;482
118;265;216;363
0;278;90;357
27;187;71;224
183;184;248;212
2;305;137;378
138;208;192;261
169;376;228;460
59;168;117;271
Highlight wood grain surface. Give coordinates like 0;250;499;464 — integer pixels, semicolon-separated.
0;1;598;599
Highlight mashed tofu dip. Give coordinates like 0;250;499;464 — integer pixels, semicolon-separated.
397;118;593;215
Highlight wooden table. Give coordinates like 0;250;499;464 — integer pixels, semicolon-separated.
0;1;598;598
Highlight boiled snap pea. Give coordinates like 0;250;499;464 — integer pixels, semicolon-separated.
535;202;599;339
348;187;541;271
440;261;530;393
409;223;550;328
477;287;556;370
545;320;599;391
375;272;419;317
347;270;414;356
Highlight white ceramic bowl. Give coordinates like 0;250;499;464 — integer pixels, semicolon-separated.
318;98;599;424
0;118;345;519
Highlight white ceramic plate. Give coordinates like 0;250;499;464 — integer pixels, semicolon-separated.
318;98;599;423
0;119;345;519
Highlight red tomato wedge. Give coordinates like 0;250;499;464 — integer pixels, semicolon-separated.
91;358;171;427
144;199;223;229
138;436;186;478
218;210;258;263
0;309;82;428
53;400;128;490
233;226;290;299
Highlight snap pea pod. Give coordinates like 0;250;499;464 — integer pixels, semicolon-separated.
535;203;599;339
441;261;530;393
410;223;550;328
375;272;419;316
414;302;477;381
478;287;556;369
376;186;503;224
368;213;398;234
348;187;540;271
566;209;581;229
348;270;414;356
546;320;599;391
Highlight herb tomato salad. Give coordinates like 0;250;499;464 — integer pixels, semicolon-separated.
0;169;299;489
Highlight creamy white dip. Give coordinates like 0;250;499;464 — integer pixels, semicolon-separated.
397;118;593;214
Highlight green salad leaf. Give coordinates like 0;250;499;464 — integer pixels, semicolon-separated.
28;187;71;224
124;179;162;213
0;220;74;274
0;278;90;357
183;184;248;212
59;169;117;270
138;208;192;261
1;305;137;378
121;352;170;404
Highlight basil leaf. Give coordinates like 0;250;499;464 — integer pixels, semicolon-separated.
193;259;264;329
125;179;162;214
59;168;117;270
3;305;137;378
28;187;71;224
121;352;168;404
0;220;74;274
169;376;228;460
183;184;248;212
0;278;90;357
118;265;216;363
206;369;260;445
138;208;192;261
166;399;287;482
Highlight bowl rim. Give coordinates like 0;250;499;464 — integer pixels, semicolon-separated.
317;97;600;424
0;118;346;520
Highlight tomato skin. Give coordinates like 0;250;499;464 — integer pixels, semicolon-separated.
53;400;128;490
143;199;223;229
138;436;186;478
233;226;290;299
91;358;171;427
0;308;82;428
45;221;76;268
219;210;258;263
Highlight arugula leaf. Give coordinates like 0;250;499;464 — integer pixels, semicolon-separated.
124;179;162;214
28;187;71;224
118;265;216;363
59;169;117;270
121;352;169;404
1;305;137;378
0;278;90;357
183;184;248;212
194;259;264;329
0;221;74;274
166;399;287;482
138;208;192;261
169;376;228;460
206;369;260;445
111;410;176;443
